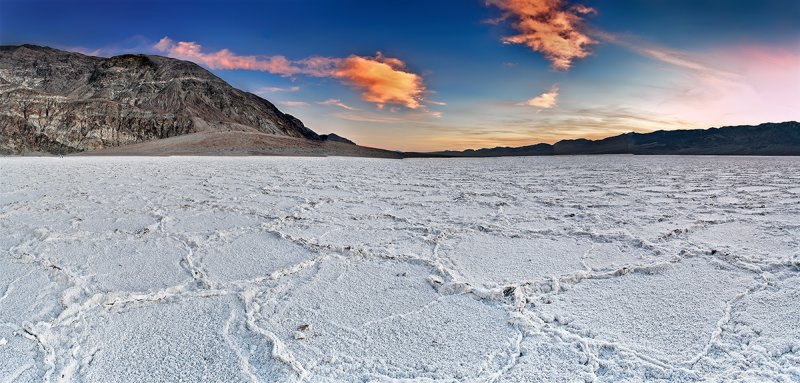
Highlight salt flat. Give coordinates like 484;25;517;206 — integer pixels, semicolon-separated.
1;156;799;382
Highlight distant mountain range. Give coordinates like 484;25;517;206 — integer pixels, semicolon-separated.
1;45;797;157
433;121;800;156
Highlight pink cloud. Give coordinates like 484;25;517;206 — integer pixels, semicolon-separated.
625;44;800;128
318;99;357;110
571;4;596;15
155;38;302;75
283;101;308;107
697;46;800;124
154;37;428;109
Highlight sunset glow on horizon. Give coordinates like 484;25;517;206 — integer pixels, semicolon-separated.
2;0;798;151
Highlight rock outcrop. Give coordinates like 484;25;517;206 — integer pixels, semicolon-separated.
0;44;320;154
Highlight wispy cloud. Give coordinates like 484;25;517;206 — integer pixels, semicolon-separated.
318;99;357;110
283;101;308;107
594;32;739;81
154;37;428;109
256;86;300;93
67;47;105;57
335;109;443;124
60;35;155;58
486;0;597;70
154;38;306;75
517;85;559;108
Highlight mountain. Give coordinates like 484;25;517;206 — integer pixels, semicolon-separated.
3;45;796;158
319;133;356;145
0;44;332;154
433;122;800;157
435;143;553;157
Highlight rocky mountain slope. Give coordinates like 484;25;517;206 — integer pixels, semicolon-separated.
435;122;800;157
0;44;321;154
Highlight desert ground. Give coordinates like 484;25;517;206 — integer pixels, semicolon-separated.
77;132;405;158
1;156;799;382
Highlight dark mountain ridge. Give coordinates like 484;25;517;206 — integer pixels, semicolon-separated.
434;121;800;157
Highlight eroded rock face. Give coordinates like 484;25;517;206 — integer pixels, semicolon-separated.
0;45;319;154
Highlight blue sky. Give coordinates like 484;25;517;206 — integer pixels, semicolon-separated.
2;0;798;151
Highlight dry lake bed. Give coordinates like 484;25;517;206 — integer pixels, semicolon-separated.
1;156;799;382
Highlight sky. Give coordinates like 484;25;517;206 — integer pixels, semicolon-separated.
1;0;799;151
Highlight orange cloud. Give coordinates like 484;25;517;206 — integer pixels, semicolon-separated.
487;0;596;70
333;54;425;109
517;85;559;108
154;37;427;109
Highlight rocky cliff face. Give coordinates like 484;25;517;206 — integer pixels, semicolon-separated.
0;45;320;154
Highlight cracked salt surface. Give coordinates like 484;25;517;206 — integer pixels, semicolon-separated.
1;155;799;382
